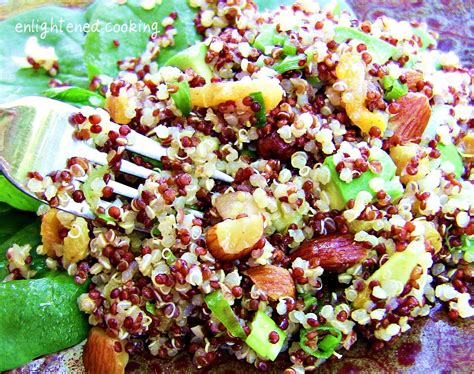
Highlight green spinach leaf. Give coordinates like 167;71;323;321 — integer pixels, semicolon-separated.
0;175;40;212
0;218;47;281
0;7;90;103
84;0;200;78
43;86;105;107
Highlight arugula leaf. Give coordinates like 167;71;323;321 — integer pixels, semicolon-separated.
84;0;200;78
0;7;89;103
43;86;105;107
0;175;40;212
0;218;47;280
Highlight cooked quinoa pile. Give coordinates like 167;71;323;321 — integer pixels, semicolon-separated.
9;0;474;371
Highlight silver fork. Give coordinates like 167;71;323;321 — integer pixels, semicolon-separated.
0;96;233;218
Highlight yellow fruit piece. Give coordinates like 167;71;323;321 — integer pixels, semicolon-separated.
336;53;388;134
189;78;283;113
214;191;262;219
461;132;474;161
353;240;428;309
105;95;131;125
63;217;90;264
390;143;430;183
40;208;64;257
418;220;442;253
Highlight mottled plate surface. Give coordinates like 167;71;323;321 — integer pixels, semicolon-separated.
1;0;473;373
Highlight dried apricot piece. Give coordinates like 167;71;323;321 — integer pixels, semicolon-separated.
40;208;64;257
336;53;388;134
63;217;90;264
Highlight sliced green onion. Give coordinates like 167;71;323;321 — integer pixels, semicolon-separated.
382;76;408;101
162;249;177;266
241;148;258;159
272;54;307;73
253;24;297;56
318;334;340;352
334;26;398;65
151;227;161;237
204;291;247;339
253;24;276;52
138;155;163;169
170;81;191;116
246;311;286;361
299;325;342;359
307;76;322;87
303;294;318;311
82;165;109;214
96;213;116;224
145;301;156;315
451;235;474;253
249;92;266;127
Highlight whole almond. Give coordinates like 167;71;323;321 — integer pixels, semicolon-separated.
290;234;368;272
389;93;431;142
246;265;295;300
83;327;129;374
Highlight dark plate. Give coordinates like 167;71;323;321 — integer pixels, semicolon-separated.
2;0;473;373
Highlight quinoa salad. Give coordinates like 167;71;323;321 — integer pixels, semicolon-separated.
1;0;473;372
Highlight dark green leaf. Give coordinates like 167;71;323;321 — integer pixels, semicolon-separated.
0;272;89;371
84;0;201;78
272;54;306;73
0;219;47;280
0;7;89;103
0;175;40;212
42;86;105;107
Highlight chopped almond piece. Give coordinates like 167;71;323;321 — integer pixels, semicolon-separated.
389;93;431;142
247;265;295;300
214;191;261;220
83;327;129;374
405;70;424;91
206;215;264;261
290;234;368;272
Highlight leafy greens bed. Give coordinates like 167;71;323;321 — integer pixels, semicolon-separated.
1;0;472;372
0;0;330;370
